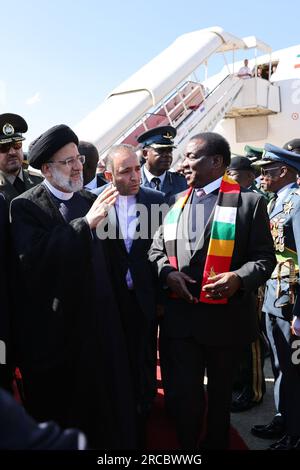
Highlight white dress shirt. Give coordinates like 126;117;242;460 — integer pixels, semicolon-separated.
84;176;97;191
43;179;73;200
115;195;137;289
143;165;166;189
196;176;223;195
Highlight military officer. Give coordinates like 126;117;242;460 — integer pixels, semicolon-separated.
244;144;264;163
283;138;300;154
0;113;43;204
251;144;300;449
137;125;187;204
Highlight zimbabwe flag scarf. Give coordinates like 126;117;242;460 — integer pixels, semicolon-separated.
164;174;240;304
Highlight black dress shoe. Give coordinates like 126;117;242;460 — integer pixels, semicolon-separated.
231;395;262;413
268;434;300;450
251;416;285;439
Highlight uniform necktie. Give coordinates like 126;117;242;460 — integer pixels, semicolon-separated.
195;188;206;198
13;176;26;194
152;177;161;191
267;193;278;215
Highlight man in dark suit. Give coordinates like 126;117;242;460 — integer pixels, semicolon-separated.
0;113;43;204
148;132;276;449
78;140;107;190
10;125;137;449
137;125;187;204
0;387;87;449
251;143;300;449
93;143;166;446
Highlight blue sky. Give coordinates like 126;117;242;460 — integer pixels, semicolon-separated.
1;0;299;149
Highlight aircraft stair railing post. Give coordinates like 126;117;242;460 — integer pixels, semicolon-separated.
172;74;244;165
162;103;173;126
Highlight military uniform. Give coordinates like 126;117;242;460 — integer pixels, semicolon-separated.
0;113;43;204
0;170;43;205
141;166;187;204
137;125;187;204
251;144;300;447
245;144;273;201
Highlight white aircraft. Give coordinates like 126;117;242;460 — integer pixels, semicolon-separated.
75;27;300;163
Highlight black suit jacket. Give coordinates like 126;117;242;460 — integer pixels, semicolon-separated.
94;185;166;323
141;166;187;204
149;187;276;346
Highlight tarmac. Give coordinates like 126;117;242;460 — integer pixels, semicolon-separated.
230;358;278;450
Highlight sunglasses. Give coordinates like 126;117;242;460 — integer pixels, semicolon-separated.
260;166;281;177
0;141;23;153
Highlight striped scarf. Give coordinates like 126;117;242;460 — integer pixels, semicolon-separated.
164;174;240;304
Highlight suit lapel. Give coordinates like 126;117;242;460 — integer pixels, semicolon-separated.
176;192;193;270
270;203;284;219
141;166;151;188
23;170;37;190
161;172;172;198
190;196;218;263
129;191;145;254
270;184;298;219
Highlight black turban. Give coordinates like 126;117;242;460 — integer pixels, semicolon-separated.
28;124;79;169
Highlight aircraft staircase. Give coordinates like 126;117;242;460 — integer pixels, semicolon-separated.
75;27;280;162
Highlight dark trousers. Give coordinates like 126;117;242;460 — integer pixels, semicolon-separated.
121;290;157;446
264;313;291;415
160;334;240;449
232;335;266;402
265;313;300;436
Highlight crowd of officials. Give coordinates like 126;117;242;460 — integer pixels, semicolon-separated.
0;112;300;450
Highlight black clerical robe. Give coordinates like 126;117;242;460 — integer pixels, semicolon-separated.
10;184;136;449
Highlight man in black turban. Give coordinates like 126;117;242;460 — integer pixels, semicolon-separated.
10;124;137;449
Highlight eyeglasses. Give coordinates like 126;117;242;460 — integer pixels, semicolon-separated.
48;154;86;167
260;166;281;177
0;141;23;153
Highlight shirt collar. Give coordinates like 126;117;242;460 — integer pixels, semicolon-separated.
143;165;166;186
195;176;223;195
115;194;136;209
4;169;23;184
275;183;295;205
84;176;97;190
43;179;74;200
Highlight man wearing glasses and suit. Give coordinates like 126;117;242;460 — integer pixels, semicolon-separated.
10;124;137;449
0;113;42;204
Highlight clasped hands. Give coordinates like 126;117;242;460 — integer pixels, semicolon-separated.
166;270;242;304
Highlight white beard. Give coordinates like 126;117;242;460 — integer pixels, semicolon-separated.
51;166;83;192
